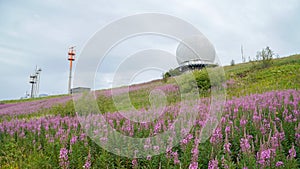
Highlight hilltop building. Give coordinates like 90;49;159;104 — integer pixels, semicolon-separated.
70;87;91;94
175;35;217;72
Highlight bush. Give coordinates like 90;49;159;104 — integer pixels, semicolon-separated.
193;69;211;92
255;46;274;68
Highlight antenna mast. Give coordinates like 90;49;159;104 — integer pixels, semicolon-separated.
29;66;41;98
241;45;245;63
68;46;76;94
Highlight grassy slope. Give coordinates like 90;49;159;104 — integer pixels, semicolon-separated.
95;54;300;114
225;54;300;97
1;54;299;114
0;54;299;168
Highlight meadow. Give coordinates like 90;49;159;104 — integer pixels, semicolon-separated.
0;54;299;168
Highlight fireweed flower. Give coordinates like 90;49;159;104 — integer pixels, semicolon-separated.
0;89;299;168
260;149;272;159
191;147;199;158
83;152;91;169
59;147;69;169
210;127;223;145
276;161;284;167
132;158;138;168
260;126;267;135
257;149;275;166
296;133;300;145
240;119;247;127
172;151;180;164
70;136;77;145
221;156;229;169
221;117;226;124
288;144;296;159
188;161;198;169
274;131;285;141
270;136;279;149
224;142;231;153
253;113;261;123
153;145;160;153
225;126;231;133
80;133;86;141
208;158;219;169
240;138;251;153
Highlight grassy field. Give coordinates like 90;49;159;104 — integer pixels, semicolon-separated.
0;54;299;168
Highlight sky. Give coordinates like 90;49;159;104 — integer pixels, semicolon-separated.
0;0;299;100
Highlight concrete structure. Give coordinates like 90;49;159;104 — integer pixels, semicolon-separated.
70;87;91;94
175;35;216;72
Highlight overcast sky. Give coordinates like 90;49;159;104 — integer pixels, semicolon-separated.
1;0;299;100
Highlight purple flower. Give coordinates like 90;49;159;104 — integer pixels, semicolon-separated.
59;147;69;169
191;147;199;156
225;126;231;133
83;152;91;169
224;142;231;153
172;151;180;164
70;136;77;145
240;138;250;153
153;145;160;153
189;161;198;169
260;149;271;159
221;156;229;169
221;117;226;123
210;127;223;144
181;138;188;145
80;133;86;141
257;149;275;166
270;136;279;149
276;161;284;167
240;119;247;127
289;145;296;159
132;158;138;168
208;158;219;169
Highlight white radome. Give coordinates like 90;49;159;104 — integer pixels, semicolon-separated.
176;35;216;65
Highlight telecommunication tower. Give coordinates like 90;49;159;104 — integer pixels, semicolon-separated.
29;66;42;98
68;46;76;94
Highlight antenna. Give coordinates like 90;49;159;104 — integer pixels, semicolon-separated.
241;45;245;63
29;74;36;98
68;46;76;94
29;66;42;98
35;67;42;97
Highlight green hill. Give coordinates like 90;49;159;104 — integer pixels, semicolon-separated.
224;54;300;97
0;54;299;168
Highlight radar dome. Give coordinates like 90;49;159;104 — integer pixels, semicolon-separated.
176;35;216;65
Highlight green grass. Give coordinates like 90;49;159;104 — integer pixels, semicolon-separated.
96;54;300;115
0;54;300;168
1;54;299;117
224;54;300;97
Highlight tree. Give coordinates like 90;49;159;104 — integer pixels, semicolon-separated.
256;46;274;68
162;72;171;82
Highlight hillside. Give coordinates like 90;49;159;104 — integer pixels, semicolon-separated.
224;54;300;97
0;54;299;168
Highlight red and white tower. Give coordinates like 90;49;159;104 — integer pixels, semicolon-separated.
68;46;75;94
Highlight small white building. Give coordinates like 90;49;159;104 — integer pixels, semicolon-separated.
71;87;91;94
